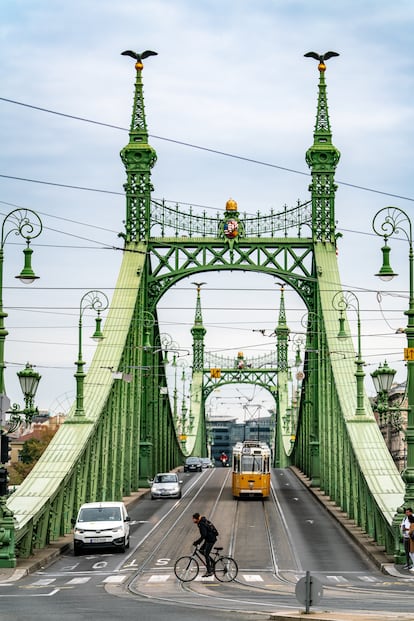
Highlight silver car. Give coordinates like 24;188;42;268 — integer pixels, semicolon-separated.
200;457;214;469
150;473;182;499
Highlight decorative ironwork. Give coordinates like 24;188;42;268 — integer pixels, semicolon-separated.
149;199;312;238
204;352;277;370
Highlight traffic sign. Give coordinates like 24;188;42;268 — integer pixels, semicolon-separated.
295;572;323;612
404;347;414;361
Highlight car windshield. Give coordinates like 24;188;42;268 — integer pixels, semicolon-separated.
154;474;177;483
187;458;200;463
78;507;121;522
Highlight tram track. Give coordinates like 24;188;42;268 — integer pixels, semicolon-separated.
123;466;406;613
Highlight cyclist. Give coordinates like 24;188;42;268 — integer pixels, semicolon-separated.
192;512;218;577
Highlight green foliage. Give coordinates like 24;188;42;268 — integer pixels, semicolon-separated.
9;428;56;485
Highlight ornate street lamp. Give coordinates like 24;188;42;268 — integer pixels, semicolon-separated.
0;361;41;569
370;360;402;462
171;353;179;424
373;207;414;513
371;361;397;398
332;290;365;415
7;363;42;430
0;209;43;568
293;334;305;368
0;209;42;398
74;290;108;417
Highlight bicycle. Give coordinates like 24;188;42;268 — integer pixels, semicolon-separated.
174;545;238;582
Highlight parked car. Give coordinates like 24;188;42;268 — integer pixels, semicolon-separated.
184;456;203;472
72;501;130;555
150;472;182;499
200;457;214;469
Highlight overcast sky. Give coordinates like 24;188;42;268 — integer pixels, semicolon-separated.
1;1;414;420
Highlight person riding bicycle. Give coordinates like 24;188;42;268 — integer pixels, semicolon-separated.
192;512;218;577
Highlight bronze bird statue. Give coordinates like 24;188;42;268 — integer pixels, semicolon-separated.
304;51;339;71
192;282;207;292
121;50;158;69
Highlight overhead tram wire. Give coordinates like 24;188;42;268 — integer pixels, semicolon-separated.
1;96;414;205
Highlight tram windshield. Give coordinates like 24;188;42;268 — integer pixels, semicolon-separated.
241;454;263;472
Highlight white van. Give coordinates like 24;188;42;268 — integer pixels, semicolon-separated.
72;501;130;555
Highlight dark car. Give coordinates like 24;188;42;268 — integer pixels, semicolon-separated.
200;457;214;469
184;457;203;472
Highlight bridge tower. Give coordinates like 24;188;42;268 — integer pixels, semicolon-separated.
4;53;406;567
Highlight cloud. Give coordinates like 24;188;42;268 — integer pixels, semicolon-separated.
1;0;414;413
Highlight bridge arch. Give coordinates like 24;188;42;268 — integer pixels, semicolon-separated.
1;55;405;568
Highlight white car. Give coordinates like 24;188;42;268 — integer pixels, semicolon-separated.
72;501;130;555
150;472;182;499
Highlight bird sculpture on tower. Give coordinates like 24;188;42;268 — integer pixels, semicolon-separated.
121;50;158;69
304;51;339;71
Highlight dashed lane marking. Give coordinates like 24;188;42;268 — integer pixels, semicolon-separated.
148;575;170;582
66;577;91;585
242;575;264;582
103;575;128;584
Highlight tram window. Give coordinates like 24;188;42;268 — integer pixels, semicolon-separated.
233;455;240;472
241;455;263;472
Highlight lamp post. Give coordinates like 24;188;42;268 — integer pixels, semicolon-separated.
373;206;414;513
7;363;42;431
332;290;365;416
0;209;42;400
178;361;188;447
370;361;401;460
0;362;41;568
74;290;108;417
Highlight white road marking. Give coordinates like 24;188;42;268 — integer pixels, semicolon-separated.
358;576;378;582
102;575;128;584
242;575;264;582
148;575;170;582
66;577;91;584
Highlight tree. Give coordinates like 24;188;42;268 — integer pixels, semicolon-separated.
9;427;57;485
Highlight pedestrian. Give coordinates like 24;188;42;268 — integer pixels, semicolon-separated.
192;512;218;577
401;507;413;569
407;514;414;572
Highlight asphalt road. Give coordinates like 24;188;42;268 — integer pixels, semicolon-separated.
1;467;414;620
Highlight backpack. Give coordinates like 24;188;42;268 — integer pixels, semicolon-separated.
205;518;219;538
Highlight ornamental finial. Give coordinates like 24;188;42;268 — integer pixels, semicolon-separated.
304;51;339;72
121;49;158;70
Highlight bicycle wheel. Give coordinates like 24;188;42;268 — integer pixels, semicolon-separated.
214;556;238;582
174;555;199;582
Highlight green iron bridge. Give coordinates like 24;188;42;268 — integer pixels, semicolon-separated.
0;53;407;567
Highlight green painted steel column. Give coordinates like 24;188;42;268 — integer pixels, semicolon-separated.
0;208;42;569
373;207;414;562
191;282;207;372
120;51;157;243
305;54;340;244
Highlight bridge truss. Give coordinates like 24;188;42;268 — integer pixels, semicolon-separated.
1;55;405;566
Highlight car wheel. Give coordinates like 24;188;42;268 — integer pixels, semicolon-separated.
74;544;81;557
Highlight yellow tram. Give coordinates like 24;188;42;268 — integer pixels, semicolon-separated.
231;440;271;498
